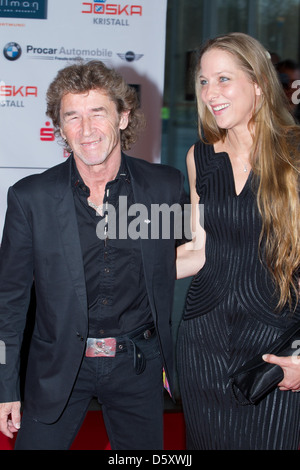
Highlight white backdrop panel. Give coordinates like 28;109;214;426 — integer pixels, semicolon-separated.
0;0;167;236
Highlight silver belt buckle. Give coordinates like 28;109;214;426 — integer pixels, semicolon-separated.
86;337;117;357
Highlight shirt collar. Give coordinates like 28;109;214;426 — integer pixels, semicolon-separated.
71;155;88;194
117;154;130;184
71;153;130;193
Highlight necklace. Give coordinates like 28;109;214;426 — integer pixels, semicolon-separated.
226;137;250;173
236;155;248;173
88;200;103;215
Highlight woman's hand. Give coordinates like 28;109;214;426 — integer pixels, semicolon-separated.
262;353;300;392
176;241;206;279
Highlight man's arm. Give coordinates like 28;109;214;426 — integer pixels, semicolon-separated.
0;186;34;426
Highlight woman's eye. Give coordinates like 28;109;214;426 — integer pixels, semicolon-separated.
220;76;229;82
200;79;208;86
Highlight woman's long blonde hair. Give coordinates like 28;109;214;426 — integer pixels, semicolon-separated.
195;32;300;311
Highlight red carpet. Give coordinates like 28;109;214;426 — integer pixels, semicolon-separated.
0;411;186;450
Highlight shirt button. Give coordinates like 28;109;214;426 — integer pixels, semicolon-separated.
76;332;84;341
144;329;152;339
99;329;105;335
102;298;108;305
104;268;110;273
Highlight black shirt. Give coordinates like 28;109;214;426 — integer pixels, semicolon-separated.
71;155;152;338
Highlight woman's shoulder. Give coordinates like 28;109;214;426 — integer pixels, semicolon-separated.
191;139;219;168
193;139;217;155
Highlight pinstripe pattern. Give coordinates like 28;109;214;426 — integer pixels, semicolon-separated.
177;141;300;450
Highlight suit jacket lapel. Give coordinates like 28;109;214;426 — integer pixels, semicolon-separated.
124;155;157;318
55;158;88;317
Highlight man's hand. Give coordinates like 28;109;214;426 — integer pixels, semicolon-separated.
263;354;300;392
0;401;21;438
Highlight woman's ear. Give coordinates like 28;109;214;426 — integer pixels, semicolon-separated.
254;83;262;96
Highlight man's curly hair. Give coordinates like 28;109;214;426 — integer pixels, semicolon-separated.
46;60;145;151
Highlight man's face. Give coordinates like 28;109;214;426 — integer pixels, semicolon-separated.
59;89;129;168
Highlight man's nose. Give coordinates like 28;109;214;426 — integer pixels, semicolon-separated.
81;117;93;135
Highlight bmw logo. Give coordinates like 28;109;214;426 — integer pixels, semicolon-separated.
3;42;22;61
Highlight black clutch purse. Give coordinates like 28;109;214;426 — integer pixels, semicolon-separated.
230;322;300;405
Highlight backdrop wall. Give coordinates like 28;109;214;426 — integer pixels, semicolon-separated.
0;0;167;236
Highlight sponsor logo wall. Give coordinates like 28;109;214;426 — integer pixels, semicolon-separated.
0;0;167;236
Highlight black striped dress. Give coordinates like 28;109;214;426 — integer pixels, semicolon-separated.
177;140;300;450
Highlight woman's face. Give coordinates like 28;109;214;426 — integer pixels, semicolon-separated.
199;48;261;133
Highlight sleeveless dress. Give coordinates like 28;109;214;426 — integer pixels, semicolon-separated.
177;140;300;450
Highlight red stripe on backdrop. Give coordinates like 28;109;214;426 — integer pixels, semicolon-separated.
0;411;186;450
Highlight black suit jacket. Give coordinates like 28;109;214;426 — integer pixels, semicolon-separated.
0;154;187;423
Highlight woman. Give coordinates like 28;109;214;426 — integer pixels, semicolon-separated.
176;32;300;450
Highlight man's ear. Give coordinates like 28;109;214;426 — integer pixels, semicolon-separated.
60;128;66;140
119;110;130;130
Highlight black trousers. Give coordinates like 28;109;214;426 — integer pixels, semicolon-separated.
14;327;164;450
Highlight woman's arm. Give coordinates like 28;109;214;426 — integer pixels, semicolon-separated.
176;145;206;279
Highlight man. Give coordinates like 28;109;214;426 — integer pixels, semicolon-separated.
0;61;187;449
